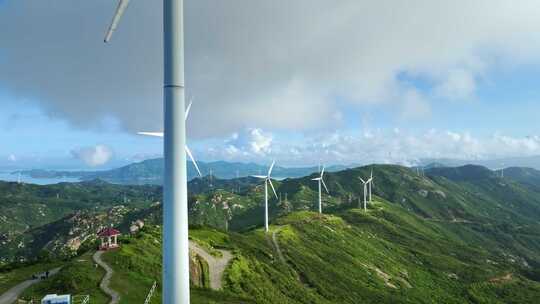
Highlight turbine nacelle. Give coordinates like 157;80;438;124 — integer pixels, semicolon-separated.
252;160;278;199
137;99;202;177
312;166;329;193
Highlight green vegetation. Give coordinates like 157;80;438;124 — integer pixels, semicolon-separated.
102;226;162;304
19;251;109;303
2;164;540;303
0;180;161;263
0;261;60;294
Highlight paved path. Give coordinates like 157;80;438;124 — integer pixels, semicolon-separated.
0;267;61;304
271;229;287;265
189;241;233;290
93;251;120;304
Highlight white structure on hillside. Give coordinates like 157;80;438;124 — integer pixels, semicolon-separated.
42;294;71;304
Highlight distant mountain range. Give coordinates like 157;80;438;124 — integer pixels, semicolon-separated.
13;158;349;185
421;155;540;170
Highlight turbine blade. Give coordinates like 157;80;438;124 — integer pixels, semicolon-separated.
185;145;202;177
138;132;164;137
251;175;267;179
104;0;131;43
321;178;329;193
370;170;373;179
268;179;278;199
268;160;276;177
321;166;325;178
185;98;193;121
359;177;366;183
312;178;321;181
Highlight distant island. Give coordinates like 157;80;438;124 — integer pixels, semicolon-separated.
13;158;349;185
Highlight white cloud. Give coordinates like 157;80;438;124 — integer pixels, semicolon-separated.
199;129;540;166
2;1;540;136
225;128;273;156
7;154;16;162
70;144;114;167
435;69;477;100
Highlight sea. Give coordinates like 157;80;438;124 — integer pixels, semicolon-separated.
0;171;81;185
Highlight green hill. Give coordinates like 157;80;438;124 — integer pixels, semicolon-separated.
3;164;540;303
17;201;540;303
0;180;161;263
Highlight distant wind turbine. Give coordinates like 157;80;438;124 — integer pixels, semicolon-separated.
312;166;329;214
359;175;372;212
252;161;278;232
493;166;504;178
138;99;202;177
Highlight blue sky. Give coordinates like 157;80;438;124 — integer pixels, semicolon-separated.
1;1;540;169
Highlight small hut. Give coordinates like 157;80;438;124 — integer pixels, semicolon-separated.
97;227;121;250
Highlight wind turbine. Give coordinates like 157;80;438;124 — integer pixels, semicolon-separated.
493;167;504;178
104;1;190;303
252;161;278;232
359;175;372;212
312;166;329;214
138;99;202;178
368;170;373;202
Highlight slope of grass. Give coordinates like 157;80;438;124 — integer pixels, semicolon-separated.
0;261;60;294
4;164;540;303
19;251;109;303
220;200;540;303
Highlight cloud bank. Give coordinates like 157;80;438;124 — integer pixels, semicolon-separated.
71;144;113;167
1;1;540;138
203;128;540;167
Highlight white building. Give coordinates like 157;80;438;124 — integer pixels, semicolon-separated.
41;294;71;304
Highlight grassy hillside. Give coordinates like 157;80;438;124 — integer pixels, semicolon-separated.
19;251;109;303
220;203;540;303
0;180;161;263
3;163;540;303
18;200;540;303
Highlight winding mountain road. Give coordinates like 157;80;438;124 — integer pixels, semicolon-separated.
189;241;233;290
93;251;120;304
0;267;61;304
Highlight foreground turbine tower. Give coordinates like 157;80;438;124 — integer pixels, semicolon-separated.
312;166;329;214
253;161;278;232
104;0;190;303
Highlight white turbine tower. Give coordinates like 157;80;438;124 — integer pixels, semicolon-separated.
359;176;372;212
253;161;278;232
138;99;202;178
368;170;373;202
312;166;329;214
104;1;190;302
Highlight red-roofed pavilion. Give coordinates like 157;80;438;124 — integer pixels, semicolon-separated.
98;227;121;250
